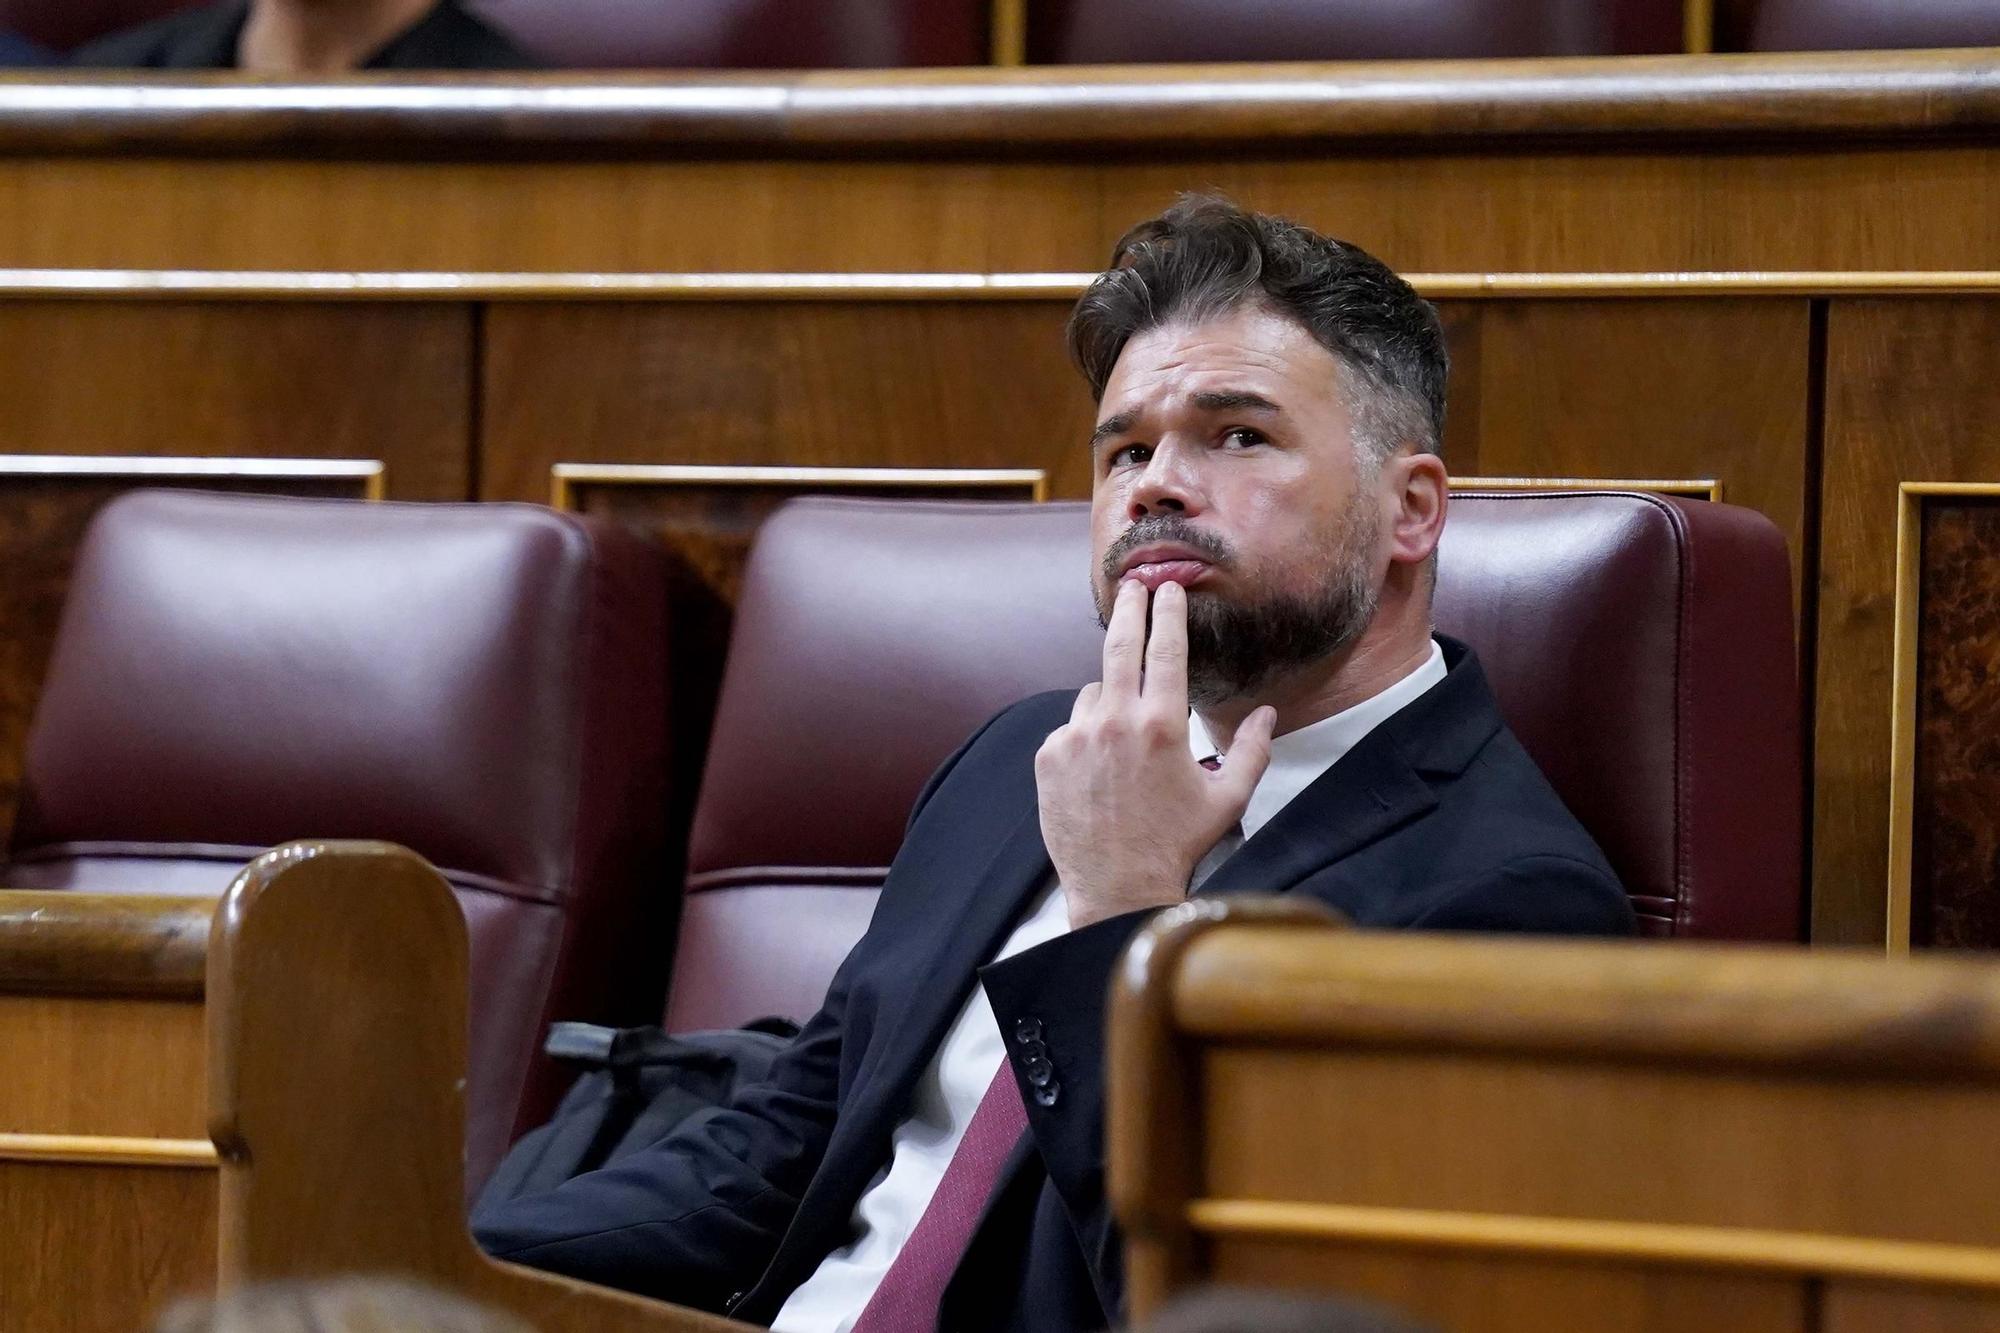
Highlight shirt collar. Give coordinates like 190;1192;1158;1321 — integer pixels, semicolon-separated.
1187;637;1448;839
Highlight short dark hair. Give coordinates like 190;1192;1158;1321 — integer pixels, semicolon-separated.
1067;195;1448;462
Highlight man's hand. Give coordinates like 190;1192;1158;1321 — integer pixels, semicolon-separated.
1035;578;1277;931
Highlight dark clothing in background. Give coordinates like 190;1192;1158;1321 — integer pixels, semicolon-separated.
0;28;56;64
70;0;536;70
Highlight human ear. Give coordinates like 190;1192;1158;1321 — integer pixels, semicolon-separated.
1386;450;1448;567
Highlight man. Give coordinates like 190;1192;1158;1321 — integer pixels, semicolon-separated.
476;196;1635;1331
70;0;533;72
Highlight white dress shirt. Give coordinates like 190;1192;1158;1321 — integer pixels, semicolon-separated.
772;638;1448;1332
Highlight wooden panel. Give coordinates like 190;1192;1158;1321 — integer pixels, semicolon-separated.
1823;1283;2000;1333
557;466;1044;606
1201;1046;2000;1246
0;467;378;845
1443;298;1810;608
0;995;206;1138
0;144;1995;274
0;1161;217;1333
0;301;470;496
1816;299;2000;945
1909;495;2000;948
481;301;1094;500
1205;1238;1806;1333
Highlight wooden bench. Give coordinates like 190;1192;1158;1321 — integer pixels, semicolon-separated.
1108;899;2000;1332
0;841;747;1333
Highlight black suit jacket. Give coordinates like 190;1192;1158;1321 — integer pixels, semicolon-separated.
476;639;1636;1329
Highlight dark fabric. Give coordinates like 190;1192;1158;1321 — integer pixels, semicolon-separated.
5;489;674;1193
476;1021;799;1215
0;26;53;62
475;641;1634;1331
69;0;535;68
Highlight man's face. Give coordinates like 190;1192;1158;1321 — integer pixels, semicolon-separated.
1089;303;1387;706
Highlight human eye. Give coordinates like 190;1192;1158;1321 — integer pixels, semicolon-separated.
1108;442;1154;469
1220;426;1267;449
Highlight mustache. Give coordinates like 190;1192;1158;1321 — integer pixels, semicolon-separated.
1099;515;1234;583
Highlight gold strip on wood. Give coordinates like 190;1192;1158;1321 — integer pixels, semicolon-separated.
550;463;1049;509
0;454;386;500
1886;482;2000;956
1457;476;1722;502
0;1132;216;1168
1188;1198;2000;1289
1683;0;1715;54
989;0;1028;66
1;270;1999;303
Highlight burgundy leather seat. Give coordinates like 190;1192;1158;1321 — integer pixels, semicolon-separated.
3;490;674;1192
666;489;1800;1031
1729;0;2000;51
465;0;984;68
1028;0;1682;64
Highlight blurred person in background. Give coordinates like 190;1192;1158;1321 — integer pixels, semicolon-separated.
70;0;534;71
154;1276;537;1333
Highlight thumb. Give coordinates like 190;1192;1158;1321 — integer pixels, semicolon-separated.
1213;705;1277;805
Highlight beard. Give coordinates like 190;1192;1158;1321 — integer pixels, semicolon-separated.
1095;498;1382;707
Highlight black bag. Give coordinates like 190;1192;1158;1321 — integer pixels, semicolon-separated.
474;1016;800;1215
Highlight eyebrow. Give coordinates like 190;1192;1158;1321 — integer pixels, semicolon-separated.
1089;410;1139;449
1089;390;1285;450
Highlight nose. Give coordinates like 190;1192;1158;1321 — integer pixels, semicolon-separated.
1126;441;1204;523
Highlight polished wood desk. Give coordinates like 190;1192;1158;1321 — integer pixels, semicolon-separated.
0;50;1994;275
1109;900;2000;1333
0;844;746;1333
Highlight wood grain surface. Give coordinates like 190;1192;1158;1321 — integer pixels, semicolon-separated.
1911;497;2000;948
0;993;206;1138
1816;298;2000;945
1110;903;2000;1327
0;51;1993;152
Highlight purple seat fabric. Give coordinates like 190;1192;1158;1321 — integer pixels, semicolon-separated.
1729;0;2000;51
1028;0;1683;64
665;490;1802;1033
4;490;676;1193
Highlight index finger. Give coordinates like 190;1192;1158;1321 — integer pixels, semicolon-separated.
1143;579;1188;707
1101;576;1147;698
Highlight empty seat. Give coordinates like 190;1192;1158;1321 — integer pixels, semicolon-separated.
4;490;677;1191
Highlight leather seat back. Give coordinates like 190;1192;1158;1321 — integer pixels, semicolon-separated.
6;490;675;1190
667;490;1803;1031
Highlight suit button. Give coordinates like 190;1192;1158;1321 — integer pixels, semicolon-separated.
1024;1054;1054;1087
1034;1081;1060;1108
1014;1018;1043;1044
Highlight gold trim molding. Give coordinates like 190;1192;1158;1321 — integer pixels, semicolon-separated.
1887;482;2000;956
0;453;386;500
1457;476;1722;502
1;270;1998;303
0;1132;217;1168
551;463;1049;509
1189;1198;2000;1288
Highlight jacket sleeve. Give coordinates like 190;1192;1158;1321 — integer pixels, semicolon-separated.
973;906;1160;1322
472;700;1025;1308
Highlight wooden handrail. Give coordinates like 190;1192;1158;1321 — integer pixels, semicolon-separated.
0;49;1995;156
0;890;212;997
